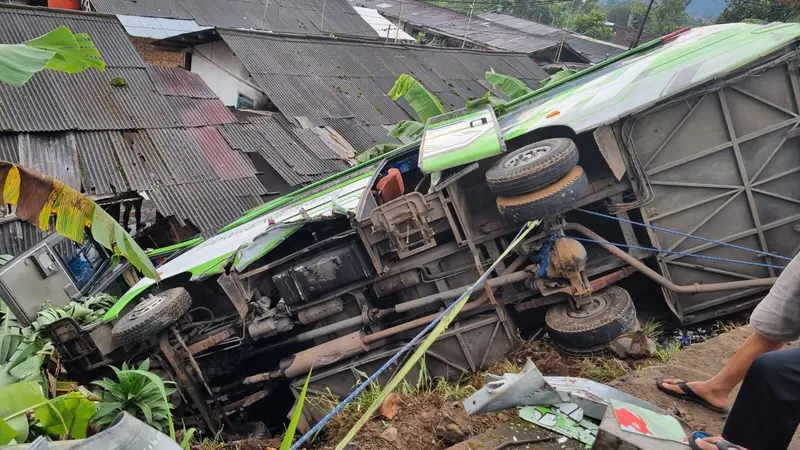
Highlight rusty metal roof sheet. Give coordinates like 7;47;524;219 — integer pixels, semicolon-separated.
220;31;547;129
118;130;173;189
189;126;257;181
168;97;237;127
74;131;131;195
148;66;218;98
147;178;251;231
145;128;216;184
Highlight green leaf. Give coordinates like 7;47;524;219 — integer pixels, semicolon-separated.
120;370;175;440
0;381;50;443
280;368;313;450
180;427;197;450
45;391;96;439
540;69;578;88
387;74;444;123
0;305;23;365
356;143;401;163
485;69;532;100
465;92;506;110
389;120;424;143
24;26;105;74
0;417;16;445
0;44;55;87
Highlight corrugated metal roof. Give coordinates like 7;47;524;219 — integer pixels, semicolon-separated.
323;118;400;154
75;131;131;195
90;0;192;20
118;130;173;188
0;220;48;257
117;14;210;39
168;97;237;127
89;0;376;38
189;126;257;181
480;12;626;63
0;134;18;163
148;66;218;98
0;5;147;68
18;133;81;189
353;0;624;63
222;31;548;129
145;128;217;184
0;6;360;233
147;178;249;231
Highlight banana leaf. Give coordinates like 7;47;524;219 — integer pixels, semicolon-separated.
387;74;444;123
0;26;105;87
0;305;22;365
540;69;578;88
357;143;401;163
0;162;157;280
0;381;50;444
389;120;425;143
280;368;312;450
485;69;532;100
40;391;96;439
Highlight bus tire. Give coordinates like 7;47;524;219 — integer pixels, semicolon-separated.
545;285;637;349
486;138;579;196
112;287;191;346
496;166;587;222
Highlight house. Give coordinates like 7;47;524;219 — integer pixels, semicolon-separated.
353;0;626;64
609;23;658;48
82;0;390;67
154;28;548;153
0;5;351;255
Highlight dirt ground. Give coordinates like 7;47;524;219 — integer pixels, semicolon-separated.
277;325;790;450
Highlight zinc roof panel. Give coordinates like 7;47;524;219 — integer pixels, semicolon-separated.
18;133;81;189
145;128;216;185
189;126;257;181
75;131;130;195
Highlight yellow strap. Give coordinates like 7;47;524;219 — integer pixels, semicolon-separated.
335;220;540;450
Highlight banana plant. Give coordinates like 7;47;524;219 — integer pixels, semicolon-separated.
0;381;96;445
386;74;445;143
0;162;157;279
0;26;105;87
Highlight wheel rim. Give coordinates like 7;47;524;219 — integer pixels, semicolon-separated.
128;295;165;320
566;294;610;319
503;145;550;168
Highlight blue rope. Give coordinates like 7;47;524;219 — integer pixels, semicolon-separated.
289;224;530;450
566;235;786;270
576;207;793;262
533;234;557;276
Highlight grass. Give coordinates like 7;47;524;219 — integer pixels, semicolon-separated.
578;358;628;382
654;341;682;363
714;320;739;334
641;319;663;340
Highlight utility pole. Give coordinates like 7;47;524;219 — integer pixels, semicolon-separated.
630;0;654;49
394;0;406;42
462;0;475;48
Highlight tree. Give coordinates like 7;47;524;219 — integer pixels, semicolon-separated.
717;0;799;23
571;7;614;39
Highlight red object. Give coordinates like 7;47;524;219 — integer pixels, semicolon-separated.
661;27;691;42
48;0;81;9
375;168;404;204
615;407;655;436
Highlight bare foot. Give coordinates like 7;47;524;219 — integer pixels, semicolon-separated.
659;378;729;410
694;436;747;450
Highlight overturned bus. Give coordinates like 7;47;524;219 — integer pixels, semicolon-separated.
38;22;800;434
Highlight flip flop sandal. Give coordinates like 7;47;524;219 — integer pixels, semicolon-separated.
689;431;745;449
656;378;729;413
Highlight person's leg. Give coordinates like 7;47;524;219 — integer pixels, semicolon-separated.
722;347;800;450
659;331;783;409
